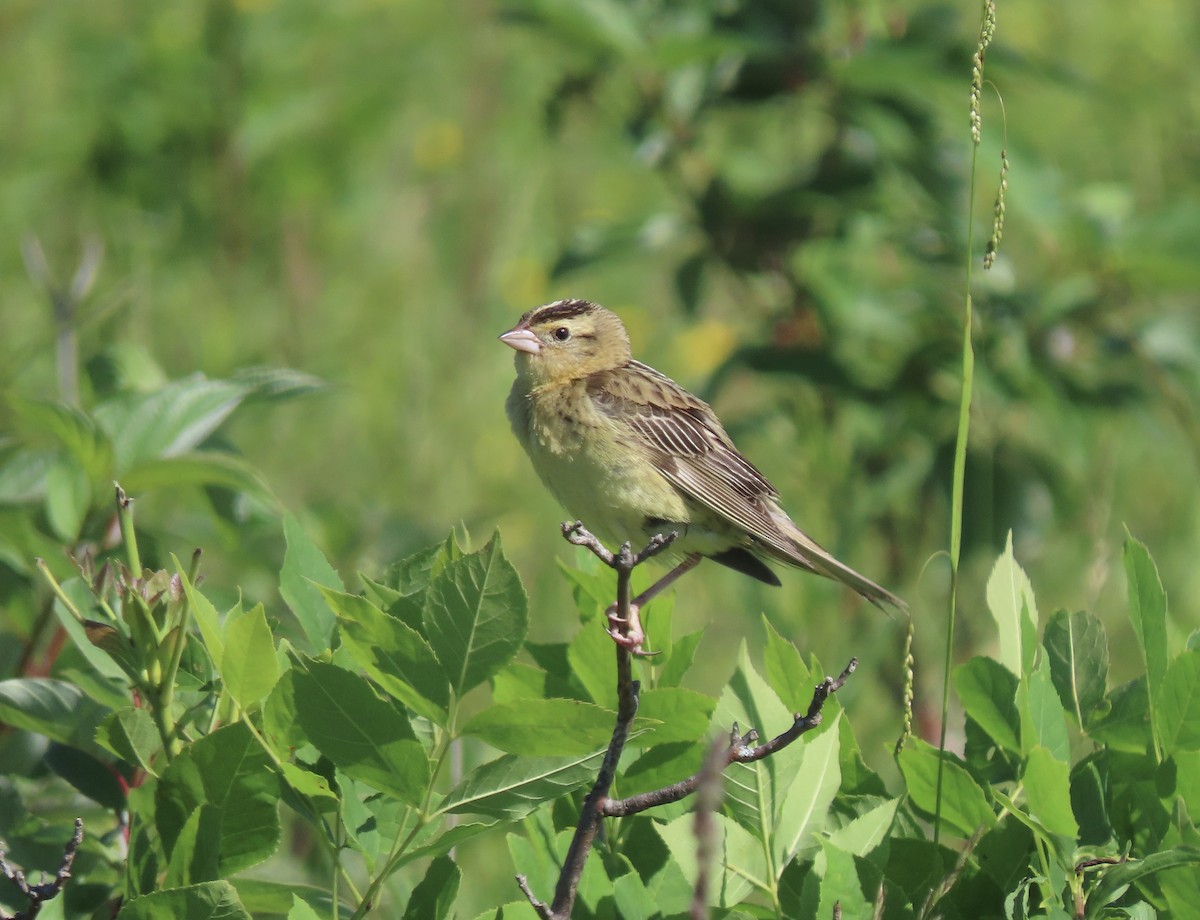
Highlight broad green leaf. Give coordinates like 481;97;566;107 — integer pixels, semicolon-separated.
278;763;338;812
620;741;704;799
1124;535;1169;760
325;586;449;723
222;603;279;709
8;396;114;481
381;532;464;597
45;454;90;540
175;559;224;668
986;532;1039;677
635;687;714;745
775;712;842;867
462;698;616;755
47;578;131;683
566;607;617;705
163;804;222;887
94;376;248;469
1022;746;1079;840
231;366;328;403
44;743;126;810
155;722;281;877
814;840;873;920
955;656;1021;752
656;811;767;909
403;820;506;866
762;614;812;712
612;865;658;920
658;629;703;689
826;797;900;857
492;662;552;702
0;678;109;752
898;739;996;837
1044;609;1109;727
291;660;429;805
1019;658;1071;761
1088;845;1200;911
287;895;322;920
279;514;344;653
424;533;527;696
509;0;647;56
122;452;274;504
96;706;161;773
1088;677;1150;752
711;642;801;839
439;750;605;819
227;881;342;920
401;854;460;920
262;669;306;755
1161;649;1200;755
118;881;251;920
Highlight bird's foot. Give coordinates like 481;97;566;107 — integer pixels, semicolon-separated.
605;602;656;656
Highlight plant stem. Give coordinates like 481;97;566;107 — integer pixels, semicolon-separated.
115;485;142;576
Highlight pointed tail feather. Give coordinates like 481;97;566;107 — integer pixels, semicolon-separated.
777;520;907;612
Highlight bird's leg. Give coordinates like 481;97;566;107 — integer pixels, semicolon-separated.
606;554;702;654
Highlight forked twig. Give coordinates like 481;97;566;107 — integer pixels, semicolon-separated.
0;818;83;920
516;524;855;919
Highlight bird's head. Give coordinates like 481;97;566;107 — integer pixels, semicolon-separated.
499;299;632;385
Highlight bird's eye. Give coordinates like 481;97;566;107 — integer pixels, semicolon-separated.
553;327;571;341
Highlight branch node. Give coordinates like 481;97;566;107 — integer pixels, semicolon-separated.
516;874;553;919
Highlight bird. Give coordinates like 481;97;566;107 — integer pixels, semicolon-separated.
500;298;904;653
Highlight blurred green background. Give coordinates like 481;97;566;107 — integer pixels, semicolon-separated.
3;0;1200;907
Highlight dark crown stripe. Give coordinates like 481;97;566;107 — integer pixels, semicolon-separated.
522;299;596;327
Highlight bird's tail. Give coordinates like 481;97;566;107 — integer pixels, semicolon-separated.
776;518;907;613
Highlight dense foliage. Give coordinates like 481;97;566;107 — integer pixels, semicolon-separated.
2;0;1200;916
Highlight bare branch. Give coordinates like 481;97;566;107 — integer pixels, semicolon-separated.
1;818;83;920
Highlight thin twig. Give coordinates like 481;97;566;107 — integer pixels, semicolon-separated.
517;524;855;919
689;736;726;920
0;818;83;920
600;659;856;817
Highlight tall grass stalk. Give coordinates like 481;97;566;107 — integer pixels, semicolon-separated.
935;0;997;845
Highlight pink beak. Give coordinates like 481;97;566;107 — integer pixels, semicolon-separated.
499;327;542;355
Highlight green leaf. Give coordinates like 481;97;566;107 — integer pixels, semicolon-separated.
826;797;900;857
44;742;126;810
94;376;248;470
814;840;874;920
986;532;1039;677
287;895;323;920
230;366;328;403
439;751;605;819
1124;535;1169;760
462;698;616;755
0;678;109;752
955;656;1021;752
656;811;767;909
762;615;812;712
508;0;647;57
122;452;275;505
1088;846;1200;912
774;713;842;867
1161;649;1200;755
403;820;507;867
324;586;449;723
163;804;222;887
566;611;618;705
1088;678;1150;753
45;454;90;540
291;660;429;804
657;629;703;689
1019;657;1071;761
402;854;460;920
221;603;279;709
898;739;996;837
155;722;281;877
1044;609;1109;727
424;532;528;696
279;514;344;653
96;706;162;773
380;532;464;597
1022;746;1079;840
118;881;251;920
175;559;225;668
635;687;714;745
8;396;114;481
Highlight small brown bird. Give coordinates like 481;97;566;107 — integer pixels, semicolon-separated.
501;299;903;653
